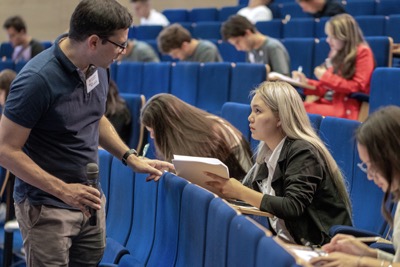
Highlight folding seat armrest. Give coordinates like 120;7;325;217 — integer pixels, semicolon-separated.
330;225;382;239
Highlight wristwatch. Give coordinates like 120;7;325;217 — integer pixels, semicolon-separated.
121;148;138;166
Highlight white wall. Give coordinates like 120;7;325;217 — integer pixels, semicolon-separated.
0;0;236;43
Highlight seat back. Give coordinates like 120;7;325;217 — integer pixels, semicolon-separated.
0;42;13;59
319;117;360;193
255;19;283;39
345;1;376;16
217;41;246;63
124;172;159;265
146;172;189;267
229;63;267;104
106;157;135;245
120;93;145;152
134;25;163;41
204;198;237;267
355;16;386;37
162;9;189;23
115;62;143;94
189;7;218;22
282;37;315;78
375;0;400;16
280;3;311;18
191;22;222;39
219;5;244;21
227;215;266;267
175;184;215;267
283;18;315;38
366;36;393;67
98;149;113;214
255;236;296;267
385;15;400;43
170;62;200;105
141;62;171;99
221;102;251;143
369;68;400;114
197;62;231;114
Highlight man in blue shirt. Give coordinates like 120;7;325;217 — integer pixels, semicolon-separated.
0;0;173;265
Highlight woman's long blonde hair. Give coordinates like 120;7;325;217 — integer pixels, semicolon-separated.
326;14;369;79
252;81;352;214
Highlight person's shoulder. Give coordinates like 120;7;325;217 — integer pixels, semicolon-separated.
285;138;317;154
357;44;373;55
199;40;218;49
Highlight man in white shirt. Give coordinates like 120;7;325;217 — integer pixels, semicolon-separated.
237;0;273;24
131;0;169;27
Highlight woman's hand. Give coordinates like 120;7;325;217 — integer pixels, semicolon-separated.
321;234;377;257
314;66;327;80
204;172;245;199
292;70;307;83
310;252;361;267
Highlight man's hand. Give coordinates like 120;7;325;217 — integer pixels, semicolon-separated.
59;183;101;217
127;156;174;181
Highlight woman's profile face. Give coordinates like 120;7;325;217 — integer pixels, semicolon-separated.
248;92;280;143
325;26;345;53
357;143;390;192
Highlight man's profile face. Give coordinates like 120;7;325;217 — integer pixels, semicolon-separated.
228;35;251;52
6;27;25;47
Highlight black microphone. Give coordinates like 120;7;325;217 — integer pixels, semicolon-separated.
86;163;99;226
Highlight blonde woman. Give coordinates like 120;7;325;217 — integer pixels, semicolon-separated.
206;81;352;246
141;93;253;180
293;14;374;120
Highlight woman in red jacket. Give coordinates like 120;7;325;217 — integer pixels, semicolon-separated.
293;14;374;120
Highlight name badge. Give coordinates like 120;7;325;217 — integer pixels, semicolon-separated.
86;70;99;93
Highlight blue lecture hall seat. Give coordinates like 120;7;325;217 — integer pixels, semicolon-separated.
204;198;238;267
196;62;231;114
98;149;113;214
191;22;222;40
170;62;200;105
162;8;189;23
134;25;164;41
101;157;135;264
227;215;266;267
229;63;267;104
217;41;246;63
189;7;219;22
141;62;171;99
145;173;189;267
282;37;315;78
115;62;143;94
283;18;315;38
255;19;283;39
175;184;215;267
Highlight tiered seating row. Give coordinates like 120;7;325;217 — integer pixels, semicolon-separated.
162;1;400;22
126;15;400;42
98;150;300;267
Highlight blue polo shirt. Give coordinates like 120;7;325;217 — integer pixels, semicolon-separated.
4;34;109;208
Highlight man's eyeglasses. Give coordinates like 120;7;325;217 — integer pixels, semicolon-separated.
105;39;128;53
357;162;377;178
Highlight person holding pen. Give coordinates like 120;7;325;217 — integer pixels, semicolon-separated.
311;106;400;266
206;81;352;246
292;14;374;120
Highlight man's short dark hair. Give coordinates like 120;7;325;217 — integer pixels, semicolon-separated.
157;24;192;53
69;0;133;42
3;16;27;33
221;15;256;41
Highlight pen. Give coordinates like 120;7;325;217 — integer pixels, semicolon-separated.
297;66;303;74
141;143;149;158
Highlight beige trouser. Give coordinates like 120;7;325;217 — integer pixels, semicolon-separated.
15;197;106;267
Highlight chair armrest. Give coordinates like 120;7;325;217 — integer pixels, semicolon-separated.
349;93;369;103
329;225;381;239
100;237;129;265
